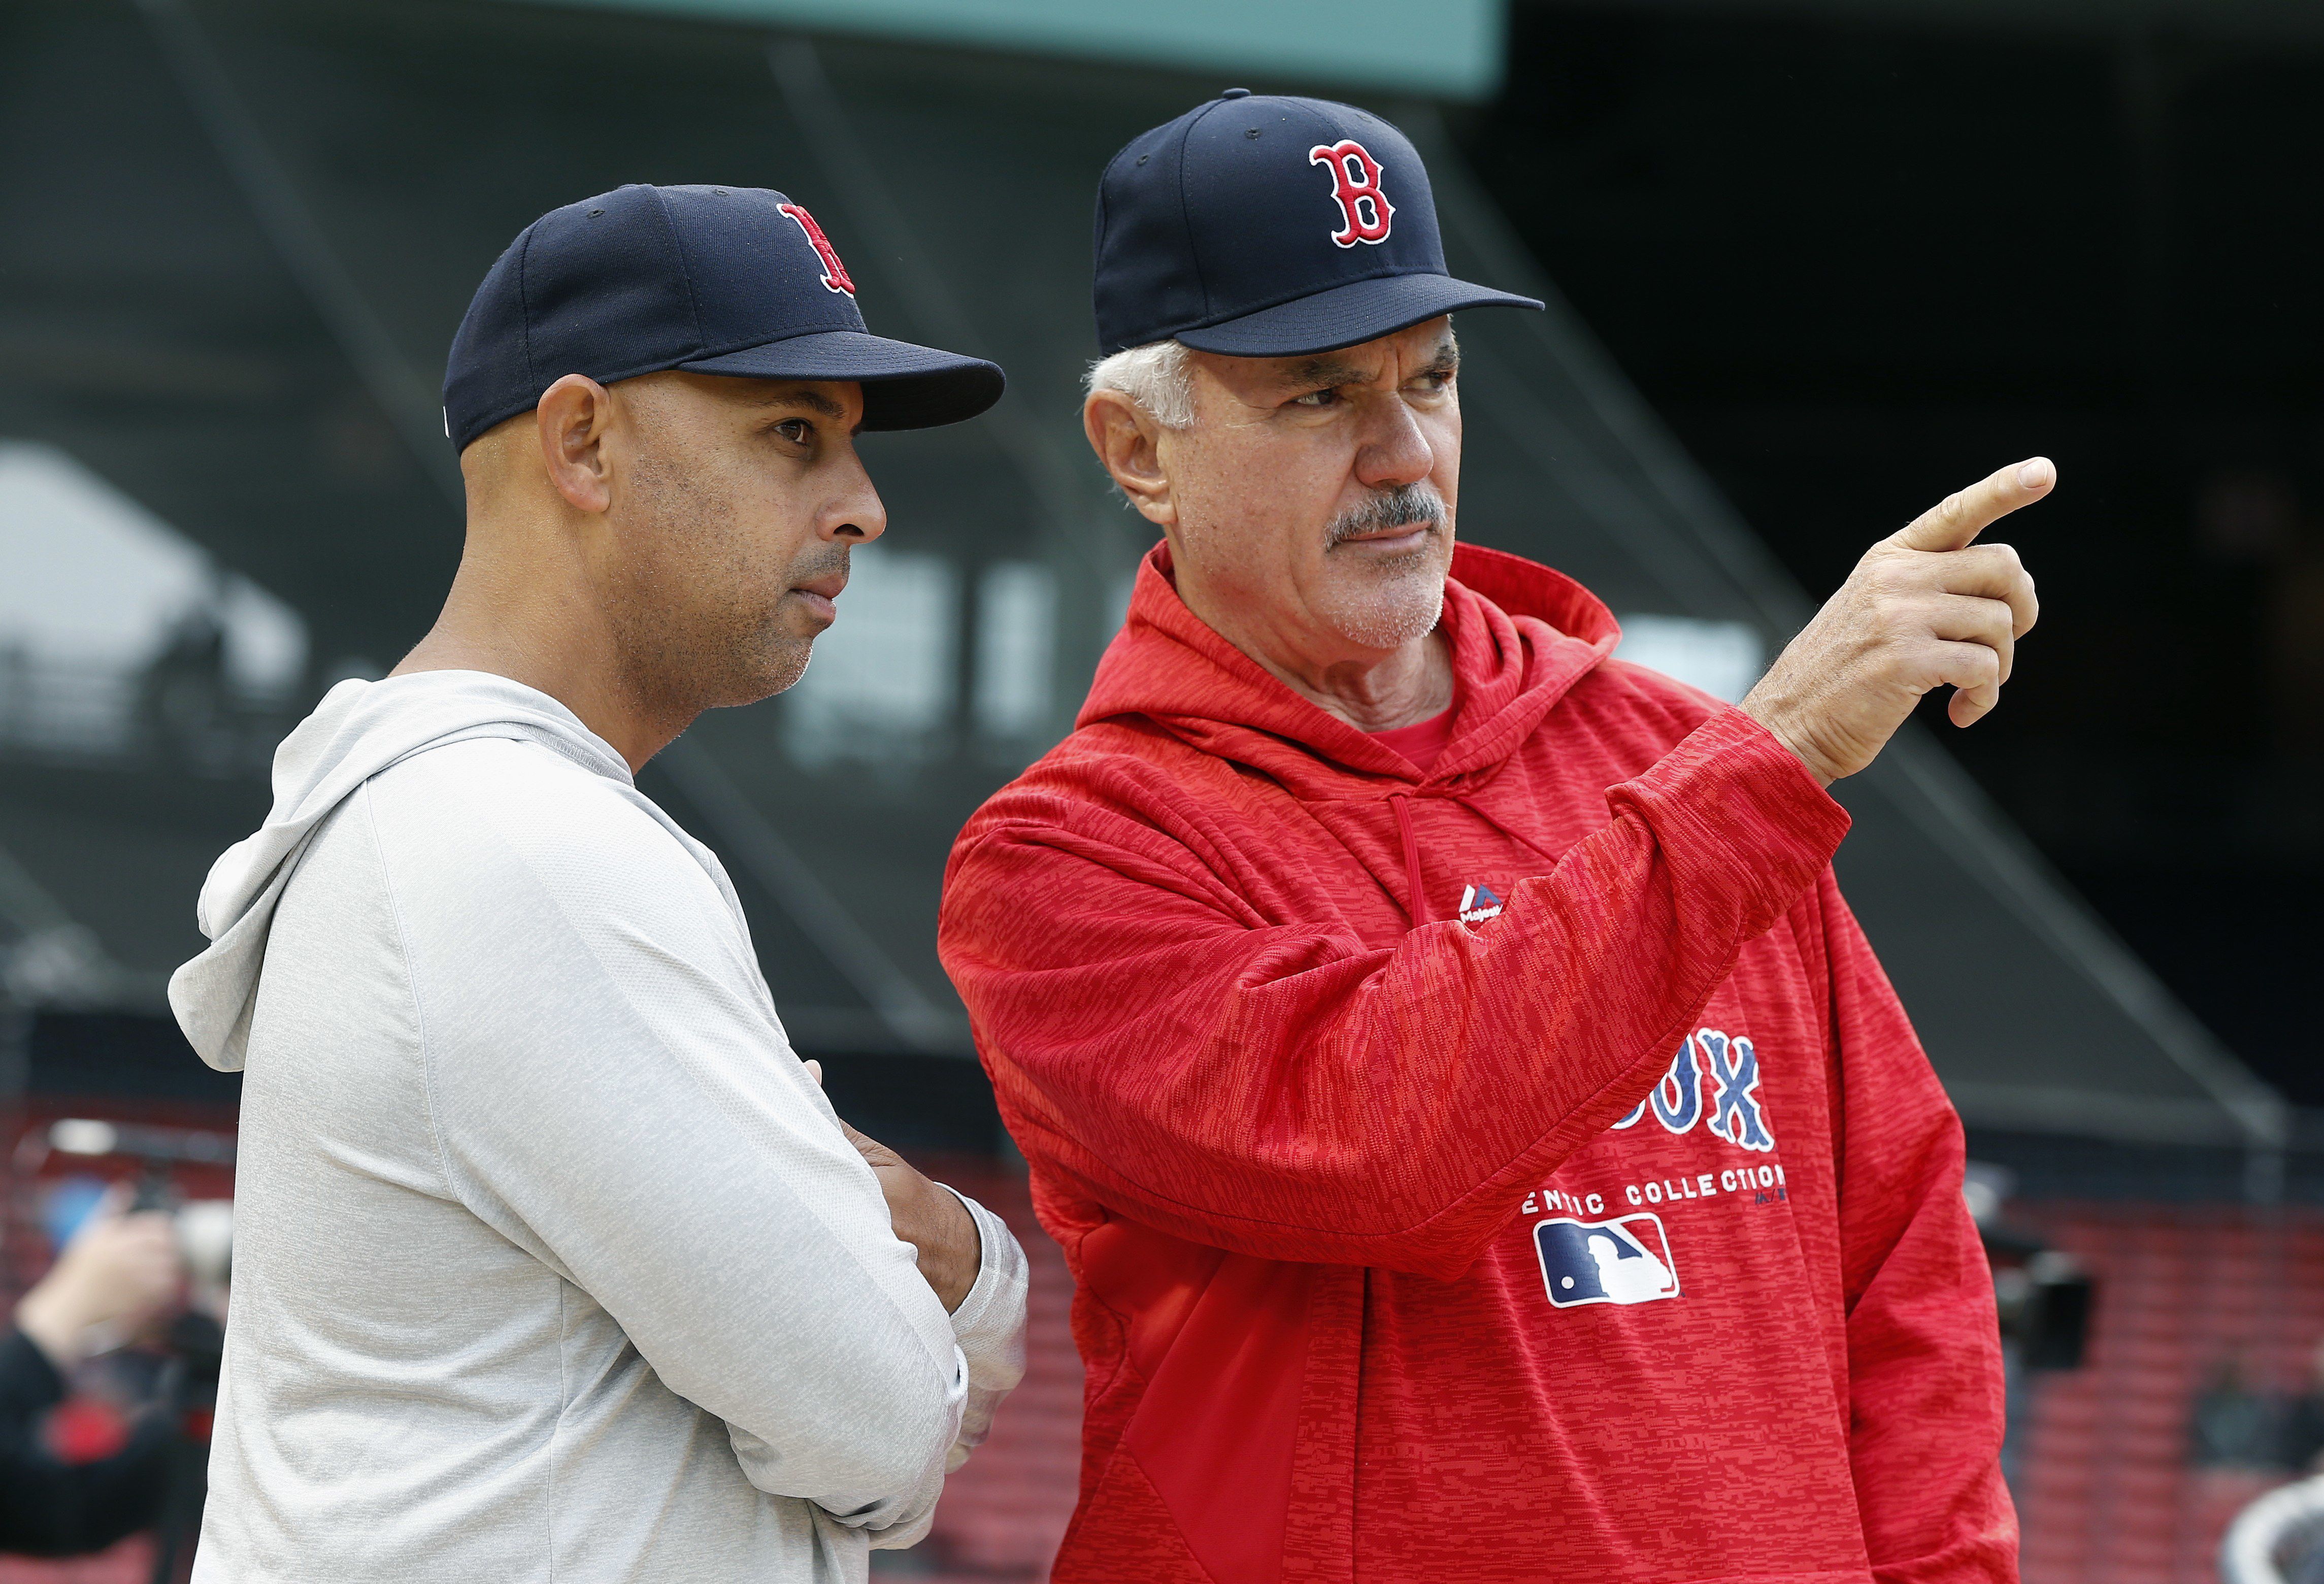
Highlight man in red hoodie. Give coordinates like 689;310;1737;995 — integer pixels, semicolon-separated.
939;92;2042;1584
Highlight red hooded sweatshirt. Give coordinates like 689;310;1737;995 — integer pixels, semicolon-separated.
939;542;2015;1584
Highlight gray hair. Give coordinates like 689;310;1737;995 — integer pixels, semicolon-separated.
1084;339;1194;430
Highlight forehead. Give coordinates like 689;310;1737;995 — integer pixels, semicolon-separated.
1233;319;1458;391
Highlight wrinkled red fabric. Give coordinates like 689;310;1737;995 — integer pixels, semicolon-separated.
939;541;2016;1584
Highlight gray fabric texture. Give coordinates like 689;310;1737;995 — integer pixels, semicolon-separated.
170;671;1027;1582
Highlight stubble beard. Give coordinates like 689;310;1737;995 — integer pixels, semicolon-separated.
607;455;836;722
1314;483;1451;651
758;540;850;700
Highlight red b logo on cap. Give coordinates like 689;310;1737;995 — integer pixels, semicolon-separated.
778;203;857;296
1308;140;1394;248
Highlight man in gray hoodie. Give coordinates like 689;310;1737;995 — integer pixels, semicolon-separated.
169;184;1027;1582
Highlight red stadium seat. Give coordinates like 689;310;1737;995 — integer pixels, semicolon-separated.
2012;1202;2324;1584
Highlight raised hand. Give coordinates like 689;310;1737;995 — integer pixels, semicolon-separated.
1742;457;2049;785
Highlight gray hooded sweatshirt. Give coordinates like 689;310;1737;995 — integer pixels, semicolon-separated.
170;671;1025;1583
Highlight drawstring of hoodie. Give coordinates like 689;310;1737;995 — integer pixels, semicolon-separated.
1448;790;1567;869
1388;789;1565;930
1389;793;1431;926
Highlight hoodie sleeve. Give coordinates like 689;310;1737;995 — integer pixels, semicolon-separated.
1814;874;2018;1583
941;707;1850;1280
377;753;969;1533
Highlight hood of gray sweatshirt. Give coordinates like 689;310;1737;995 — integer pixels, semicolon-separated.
170;670;642;1072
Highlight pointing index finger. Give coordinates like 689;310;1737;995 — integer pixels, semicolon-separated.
1891;457;2055;554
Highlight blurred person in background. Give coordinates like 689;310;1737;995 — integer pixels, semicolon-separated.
941;94;2038;1583
168;185;1027;1583
2269;1340;2324;1473
2194;1354;2286;1471
2;1190;181;1555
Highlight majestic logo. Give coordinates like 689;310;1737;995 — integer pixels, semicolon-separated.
1609;1028;1775;1152
1457;883;1504;924
1535;1213;1680;1308
1308;139;1395;247
778;203;856;295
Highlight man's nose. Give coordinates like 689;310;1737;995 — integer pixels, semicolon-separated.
821;455;888;543
1352;395;1435;492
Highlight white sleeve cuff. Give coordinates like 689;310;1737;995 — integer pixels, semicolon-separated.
934;1186;1028;1473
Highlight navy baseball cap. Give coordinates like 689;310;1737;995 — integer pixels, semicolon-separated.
1093;92;1542;358
443;183;1004;451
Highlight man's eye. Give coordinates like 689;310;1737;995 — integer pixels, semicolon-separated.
1291;388;1339;408
775;419;811;443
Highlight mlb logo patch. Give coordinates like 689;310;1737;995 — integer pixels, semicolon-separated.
1534;1213;1680;1309
1457;883;1504;923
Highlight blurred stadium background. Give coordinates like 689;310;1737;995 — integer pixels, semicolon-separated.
1;0;2321;1578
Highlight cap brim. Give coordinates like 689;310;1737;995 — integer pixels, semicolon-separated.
1172;273;1543;358
681;329;1004;430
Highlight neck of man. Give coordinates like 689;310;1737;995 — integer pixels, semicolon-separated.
392;509;686;775
1183;580;1455;734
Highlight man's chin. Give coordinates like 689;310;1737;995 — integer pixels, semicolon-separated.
1319;578;1447;653
688;631;813;711
753;640;815;705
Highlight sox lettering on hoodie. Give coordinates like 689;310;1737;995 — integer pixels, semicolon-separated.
1515;1026;1786;1310
941;540;2014;1584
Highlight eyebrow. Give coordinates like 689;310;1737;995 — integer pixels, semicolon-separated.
1272;333;1462;391
743;385;848;420
1274;356;1368;391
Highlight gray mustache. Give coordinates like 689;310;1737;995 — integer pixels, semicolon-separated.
1326;486;1445;547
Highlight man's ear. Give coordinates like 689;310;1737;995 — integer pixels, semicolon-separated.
536;374;617;515
1083;389;1176;529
